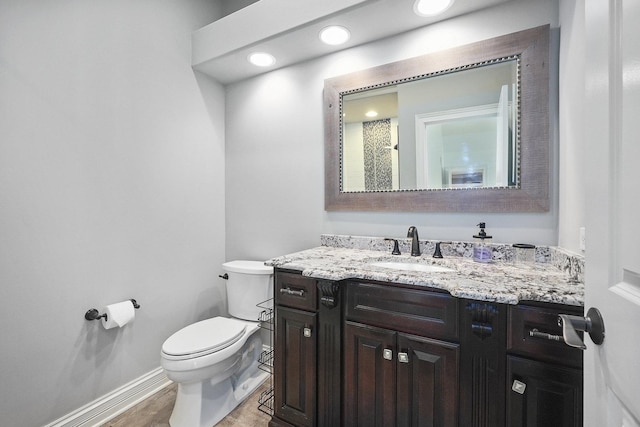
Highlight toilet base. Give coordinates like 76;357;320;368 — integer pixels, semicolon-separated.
168;364;269;427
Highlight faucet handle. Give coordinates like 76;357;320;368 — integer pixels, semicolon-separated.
384;238;401;255
433;241;452;258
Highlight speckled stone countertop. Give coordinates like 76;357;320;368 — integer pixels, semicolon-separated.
265;235;584;307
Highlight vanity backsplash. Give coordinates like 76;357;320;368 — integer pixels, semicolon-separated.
320;234;584;283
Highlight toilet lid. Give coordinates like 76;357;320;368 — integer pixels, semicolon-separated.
162;317;247;359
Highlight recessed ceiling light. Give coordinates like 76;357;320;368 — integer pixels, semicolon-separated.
365;111;378;118
319;26;351;46
413;0;454;17
248;52;276;67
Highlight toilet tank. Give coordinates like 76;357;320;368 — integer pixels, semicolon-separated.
222;260;273;321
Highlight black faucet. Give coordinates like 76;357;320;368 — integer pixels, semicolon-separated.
407;226;421;256
384;238;401;255
433;241;452;258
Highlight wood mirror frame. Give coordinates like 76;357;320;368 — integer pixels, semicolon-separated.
324;25;550;212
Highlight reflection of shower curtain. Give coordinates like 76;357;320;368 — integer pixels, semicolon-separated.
363;119;392;191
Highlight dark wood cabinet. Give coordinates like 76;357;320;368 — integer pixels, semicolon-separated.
344;282;460;427
271;271;343;427
343;321;460;427
270;269;584;427
343;322;396;426
459;300;508;427
396;332;460;426
506;303;584;427
506;356;582;427
272;271;318;427
273;305;317;427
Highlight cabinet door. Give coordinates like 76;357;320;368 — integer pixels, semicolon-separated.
507;356;583;427
344;321;396;427
274;306;317;427
396;333;460;427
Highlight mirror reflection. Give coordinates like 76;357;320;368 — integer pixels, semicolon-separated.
341;59;519;192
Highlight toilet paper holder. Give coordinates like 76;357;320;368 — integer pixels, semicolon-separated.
84;299;141;321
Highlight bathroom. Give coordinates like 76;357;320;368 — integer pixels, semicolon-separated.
1;0;638;426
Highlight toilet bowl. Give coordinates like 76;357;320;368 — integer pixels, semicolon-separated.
160;260;273;427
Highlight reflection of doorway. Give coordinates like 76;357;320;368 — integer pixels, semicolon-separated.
415;85;514;189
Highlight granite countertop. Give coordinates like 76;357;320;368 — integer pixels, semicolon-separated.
266;246;584;307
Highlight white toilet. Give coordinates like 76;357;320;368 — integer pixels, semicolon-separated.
160;260;273;427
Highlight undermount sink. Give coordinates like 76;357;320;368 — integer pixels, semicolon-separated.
370;261;455;273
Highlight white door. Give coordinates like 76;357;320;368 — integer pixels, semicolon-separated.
584;0;640;425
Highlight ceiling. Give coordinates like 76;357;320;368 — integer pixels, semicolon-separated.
192;0;511;85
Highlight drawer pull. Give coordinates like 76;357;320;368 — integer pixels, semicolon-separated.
529;328;562;342
398;352;409;363
280;287;305;297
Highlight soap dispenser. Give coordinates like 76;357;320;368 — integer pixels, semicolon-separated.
473;222;493;263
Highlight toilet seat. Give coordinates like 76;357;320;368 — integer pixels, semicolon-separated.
161;317;247;361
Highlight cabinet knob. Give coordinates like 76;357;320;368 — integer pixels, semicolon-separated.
512;380;527;395
383;348;393;360
398;352;409;363
303;327;312;338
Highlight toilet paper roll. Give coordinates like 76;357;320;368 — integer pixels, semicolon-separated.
101;300;135;330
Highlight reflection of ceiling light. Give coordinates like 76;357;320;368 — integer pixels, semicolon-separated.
413;0;454;17
319;26;351;45
248;52;276;67
365;111;378;117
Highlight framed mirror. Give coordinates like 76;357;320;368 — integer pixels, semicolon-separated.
324;25;550;212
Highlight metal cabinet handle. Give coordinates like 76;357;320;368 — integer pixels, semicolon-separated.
398;352;409;363
529;328;562;342
383;349;393;360
279;287;305;297
303;327;312;338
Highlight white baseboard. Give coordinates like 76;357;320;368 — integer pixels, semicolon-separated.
43;367;172;427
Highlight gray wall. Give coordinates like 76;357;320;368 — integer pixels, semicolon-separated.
225;0;563;262
0;1;226;426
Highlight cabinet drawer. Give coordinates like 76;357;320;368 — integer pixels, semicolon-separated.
345;281;458;341
507;304;583;368
275;271;317;311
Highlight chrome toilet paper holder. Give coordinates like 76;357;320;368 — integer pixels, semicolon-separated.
84;299;141;321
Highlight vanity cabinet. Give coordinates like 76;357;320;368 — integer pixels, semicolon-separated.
344;282;460;426
270;269;583;427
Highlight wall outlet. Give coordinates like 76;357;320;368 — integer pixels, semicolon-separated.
579;227;586;252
